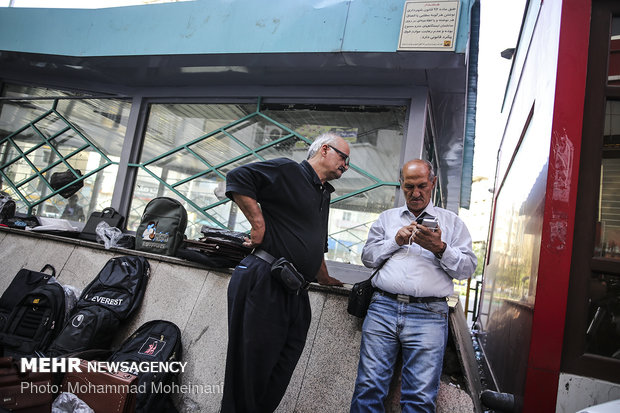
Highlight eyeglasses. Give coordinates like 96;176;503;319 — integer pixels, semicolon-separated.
327;144;350;166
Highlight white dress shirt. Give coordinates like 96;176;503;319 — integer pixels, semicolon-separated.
362;202;477;298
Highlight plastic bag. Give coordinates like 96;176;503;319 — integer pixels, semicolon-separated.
52;392;94;413
62;284;81;321
95;221;124;249
45;277;81;322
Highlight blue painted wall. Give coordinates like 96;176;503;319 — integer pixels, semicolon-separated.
0;0;472;57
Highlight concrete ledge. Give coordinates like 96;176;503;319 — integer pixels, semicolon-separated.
0;228;476;412
0;228;359;411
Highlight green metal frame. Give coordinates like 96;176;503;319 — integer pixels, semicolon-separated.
0;99;115;215
131;98;400;232
1;96;400;257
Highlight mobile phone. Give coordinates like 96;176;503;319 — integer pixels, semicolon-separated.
421;218;438;231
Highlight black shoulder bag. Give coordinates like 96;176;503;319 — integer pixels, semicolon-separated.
347;258;388;318
79;207;124;242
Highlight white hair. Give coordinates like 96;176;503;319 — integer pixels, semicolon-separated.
307;133;342;159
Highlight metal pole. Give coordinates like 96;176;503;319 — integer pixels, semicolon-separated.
473;280;481;319
464;277;472;317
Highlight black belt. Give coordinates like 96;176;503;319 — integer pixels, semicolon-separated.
253;248;277;264
252;249;310;293
376;289;446;304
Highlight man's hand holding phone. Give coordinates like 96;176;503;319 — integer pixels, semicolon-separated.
411;219;444;254
421;217;438;232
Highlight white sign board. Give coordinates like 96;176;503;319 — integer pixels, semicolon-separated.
398;1;460;51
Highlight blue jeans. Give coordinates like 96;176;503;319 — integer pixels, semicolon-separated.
350;292;448;413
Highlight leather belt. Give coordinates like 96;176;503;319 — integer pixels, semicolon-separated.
376;289;447;304
252;248;276;264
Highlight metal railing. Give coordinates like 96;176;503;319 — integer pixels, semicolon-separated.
0;99;115;215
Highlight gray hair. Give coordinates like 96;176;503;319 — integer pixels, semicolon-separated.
307;133;342;160
400;159;435;181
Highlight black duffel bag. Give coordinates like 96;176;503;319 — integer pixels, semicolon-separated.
50;169;84;199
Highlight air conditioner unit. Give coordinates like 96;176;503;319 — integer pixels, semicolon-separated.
264;125;284;142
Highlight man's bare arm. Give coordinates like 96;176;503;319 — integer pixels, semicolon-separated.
316;258;343;287
231;193;265;248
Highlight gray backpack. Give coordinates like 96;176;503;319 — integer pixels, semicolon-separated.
135;197;187;256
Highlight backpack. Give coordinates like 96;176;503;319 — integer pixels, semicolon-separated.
47;256;150;356
0;282;66;358
47;305;122;357
135;197;187;256
78;255;150;319
108;320;182;413
0;264;56;331
0;191;15;220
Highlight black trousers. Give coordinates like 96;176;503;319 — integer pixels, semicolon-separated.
221;255;311;413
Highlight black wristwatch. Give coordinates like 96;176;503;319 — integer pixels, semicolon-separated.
434;242;447;259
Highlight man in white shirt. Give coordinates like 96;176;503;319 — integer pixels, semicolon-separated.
350;159;477;413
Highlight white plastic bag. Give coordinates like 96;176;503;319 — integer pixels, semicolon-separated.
52;392;94;413
95;221;124;249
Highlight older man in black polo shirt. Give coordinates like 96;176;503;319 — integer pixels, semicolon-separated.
221;132;350;412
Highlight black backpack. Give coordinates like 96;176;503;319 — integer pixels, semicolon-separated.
78;255;150;319
0;282;66;358
135;197;187;256
0;191;15;220
47;256;150;356
0;264;56;331
108;320;182;413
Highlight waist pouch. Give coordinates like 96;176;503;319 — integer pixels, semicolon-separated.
270;257;309;294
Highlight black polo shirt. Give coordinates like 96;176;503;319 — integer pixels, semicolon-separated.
225;158;334;280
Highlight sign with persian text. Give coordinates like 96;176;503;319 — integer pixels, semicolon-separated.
398;1;460;51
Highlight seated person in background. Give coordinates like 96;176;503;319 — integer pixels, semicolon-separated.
61;194;85;222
